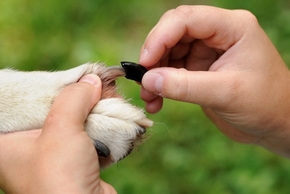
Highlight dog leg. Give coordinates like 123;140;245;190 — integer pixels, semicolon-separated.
0;63;153;168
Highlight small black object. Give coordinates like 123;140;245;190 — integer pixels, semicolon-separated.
94;140;111;158
121;61;148;83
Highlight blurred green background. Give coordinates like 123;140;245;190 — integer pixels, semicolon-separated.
1;0;290;193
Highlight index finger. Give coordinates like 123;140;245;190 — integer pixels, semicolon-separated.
139;5;251;67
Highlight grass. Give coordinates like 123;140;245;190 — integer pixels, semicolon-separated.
1;0;290;193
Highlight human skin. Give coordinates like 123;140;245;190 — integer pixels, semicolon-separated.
0;74;116;194
139;6;290;157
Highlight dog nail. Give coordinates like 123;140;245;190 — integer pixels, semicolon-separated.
94;140;111;157
135;118;153;128
138;127;147;135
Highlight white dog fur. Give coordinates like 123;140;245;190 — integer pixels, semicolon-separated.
0;63;153;168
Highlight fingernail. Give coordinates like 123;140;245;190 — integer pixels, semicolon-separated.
139;48;148;63
79;74;100;87
143;72;163;93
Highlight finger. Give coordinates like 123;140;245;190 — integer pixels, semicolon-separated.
140;86;163;113
43;74;102;135
142;67;240;108
99;180;117;194
139;5;252;66
145;97;163;114
140;86;158;102
168;40;221;71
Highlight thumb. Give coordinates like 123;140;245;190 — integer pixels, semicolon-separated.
43;74;102;135
142;67;234;107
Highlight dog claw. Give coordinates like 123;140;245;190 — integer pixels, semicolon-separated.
94;140;111;157
138;127;147;135
135;118;153;128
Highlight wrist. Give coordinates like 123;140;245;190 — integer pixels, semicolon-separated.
256;117;290;158
242;89;290;157
256;70;290;157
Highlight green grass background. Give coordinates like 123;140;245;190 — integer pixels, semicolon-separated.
1;0;290;193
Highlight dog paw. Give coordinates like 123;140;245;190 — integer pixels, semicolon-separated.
77;63;153;168
86;98;153;168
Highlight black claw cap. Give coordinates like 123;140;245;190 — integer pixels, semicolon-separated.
94;140;111;158
121;61;148;83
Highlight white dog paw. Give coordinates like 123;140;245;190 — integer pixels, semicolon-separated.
86;98;153;168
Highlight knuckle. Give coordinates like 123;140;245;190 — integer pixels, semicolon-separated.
238;10;257;20
161;8;175;18
162;68;189;101
44;112;62;128
174;5;195;20
177;69;191;101
234;10;259;27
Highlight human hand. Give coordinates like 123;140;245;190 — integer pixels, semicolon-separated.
0;74;116;194
139;6;290;157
